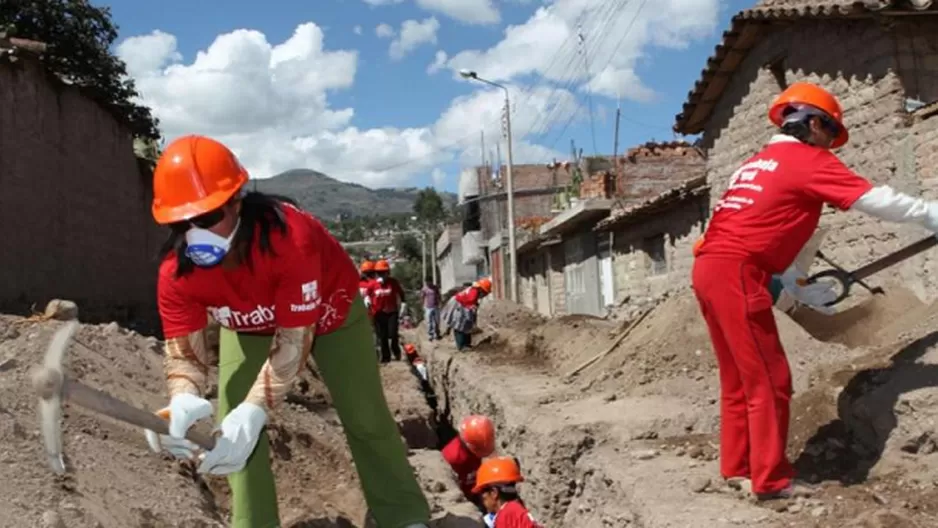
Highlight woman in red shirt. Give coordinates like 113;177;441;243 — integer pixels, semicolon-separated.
366;259;406;362
444;278;491;350
473;456;542;528
441;415;496;499
142;135;430;528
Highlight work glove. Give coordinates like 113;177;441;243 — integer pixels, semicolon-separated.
778;266;837;314
144;393;213;459
197;402;267;475
399;302;408;317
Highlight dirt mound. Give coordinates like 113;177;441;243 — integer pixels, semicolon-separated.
0;315;482;528
478;299;546;333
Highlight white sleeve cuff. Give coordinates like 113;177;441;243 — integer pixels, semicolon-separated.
850;185;938;231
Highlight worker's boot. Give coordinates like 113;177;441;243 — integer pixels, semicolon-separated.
755;479;816;501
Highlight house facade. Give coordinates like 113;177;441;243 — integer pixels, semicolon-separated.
674;0;938;302
436;224;478;294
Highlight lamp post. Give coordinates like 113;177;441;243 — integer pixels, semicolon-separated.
459;69;518;303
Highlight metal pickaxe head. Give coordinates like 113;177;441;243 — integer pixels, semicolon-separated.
31;320;79;475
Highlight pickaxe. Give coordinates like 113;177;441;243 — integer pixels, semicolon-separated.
31;321;215;474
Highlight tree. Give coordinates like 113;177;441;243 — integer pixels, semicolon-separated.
413;188;446;227
394;233;423;264
2;0;160;140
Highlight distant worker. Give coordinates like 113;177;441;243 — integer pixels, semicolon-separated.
367;259;406;362
359;260;376;309
143;135;430;528
419;279;442;340
441;415;496;500
473;456;542;528
442;278;492;351
693;82;938;500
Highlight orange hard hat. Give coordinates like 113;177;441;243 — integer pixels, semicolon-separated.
459;415;495;457
475;277;492;294
152;135;249;225
375;259;390;272
768;82;848;148
692;235;704;257
472;456;523;494
404;343;417;355
360;260;375;273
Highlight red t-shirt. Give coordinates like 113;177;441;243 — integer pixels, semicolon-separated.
157;204;359;338
455;286;480;309
440;437;481;498
359;278;373;300
698;136;873;273
495;501;542;528
367;277;405;314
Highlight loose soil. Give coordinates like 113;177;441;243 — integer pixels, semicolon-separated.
0;314;482;528
414;285;938;527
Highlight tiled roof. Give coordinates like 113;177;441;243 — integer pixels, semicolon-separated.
673;0;938;135
594;176;709;231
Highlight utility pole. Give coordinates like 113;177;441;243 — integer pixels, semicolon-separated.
421;233;427;282
431;228;438;285
613;94;621;194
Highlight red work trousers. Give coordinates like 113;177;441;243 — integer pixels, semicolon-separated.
691;256;794;494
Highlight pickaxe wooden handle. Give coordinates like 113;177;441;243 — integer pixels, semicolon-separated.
32;321;215;474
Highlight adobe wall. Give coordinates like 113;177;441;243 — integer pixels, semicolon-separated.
701;18;938;302
0;54;165;332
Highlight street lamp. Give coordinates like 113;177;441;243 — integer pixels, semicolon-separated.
459;69;518;303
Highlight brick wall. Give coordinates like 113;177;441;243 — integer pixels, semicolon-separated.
700;18;938;302
0;55;165;331
477;164;573;240
610;193;710;304
617;143;706;203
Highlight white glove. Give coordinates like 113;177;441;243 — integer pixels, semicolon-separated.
144;393;213;459
197;402;267;475
414;363;428;381
483;513;496;528
400;302;408;316
779;266;837;314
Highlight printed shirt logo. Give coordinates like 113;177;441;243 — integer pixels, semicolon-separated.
715;158;779;213
292;280;322;313
208;305;275;331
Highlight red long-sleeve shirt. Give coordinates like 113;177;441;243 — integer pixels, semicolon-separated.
441;437;481;498
366;277;405;314
455;286;481;309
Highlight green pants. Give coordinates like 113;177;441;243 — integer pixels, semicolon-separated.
218;296;430;527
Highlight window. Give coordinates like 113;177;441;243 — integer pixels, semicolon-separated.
643;234;667;276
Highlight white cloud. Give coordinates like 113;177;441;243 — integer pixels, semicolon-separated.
431;168;446;188
427;50;448;74
389;17;439;60
353;25;363;35
115;30;182;79
445;0;720;101
117;22;568;188
362;0;499;24
375;23;395;38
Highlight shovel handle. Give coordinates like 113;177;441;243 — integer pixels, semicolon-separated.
64;378;216;450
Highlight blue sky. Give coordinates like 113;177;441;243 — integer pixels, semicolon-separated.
104;0;752;192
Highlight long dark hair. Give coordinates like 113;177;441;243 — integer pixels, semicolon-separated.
159;191;299;278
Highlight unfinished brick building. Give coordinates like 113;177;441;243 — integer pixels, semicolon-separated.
674;0;938;303
0;39;164;331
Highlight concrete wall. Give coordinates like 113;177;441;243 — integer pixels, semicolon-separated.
477;165;573;241
547;243;566;315
700;18;938;302
609;193;710;305
0;53;164;331
436;225;477;292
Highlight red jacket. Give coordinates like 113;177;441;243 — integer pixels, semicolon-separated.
367;277;404;314
441;437;481;498
455;286;481;309
495;501;542;528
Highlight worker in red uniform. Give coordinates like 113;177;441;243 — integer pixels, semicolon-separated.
367;259;406;362
693;82;938;500
441;415;496;499
473;456;542;528
359;260;376;308
143;135;430;528
444;278;491;350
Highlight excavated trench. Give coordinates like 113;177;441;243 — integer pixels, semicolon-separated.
414;288;938;527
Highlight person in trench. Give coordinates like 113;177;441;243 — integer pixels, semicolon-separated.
359;259;381;359
473;456;542;528
142;135;431;528
693;82;938;500
442;278;492;351
441;414;496;501
368;259;406;362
